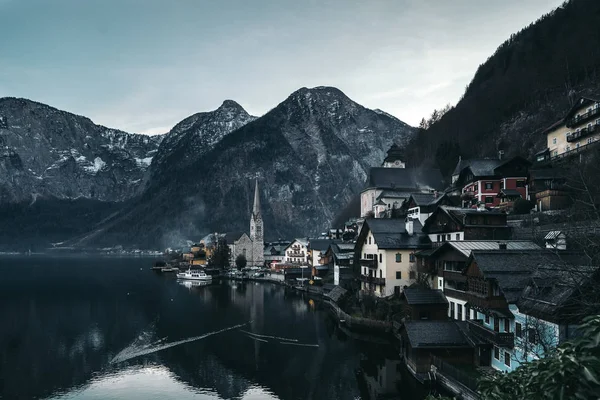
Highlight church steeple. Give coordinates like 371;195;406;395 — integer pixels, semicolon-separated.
252;178;261;217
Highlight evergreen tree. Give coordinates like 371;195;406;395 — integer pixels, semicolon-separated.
208;238;231;269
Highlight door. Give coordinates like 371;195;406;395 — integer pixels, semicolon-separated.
479;347;492;366
494;317;499;332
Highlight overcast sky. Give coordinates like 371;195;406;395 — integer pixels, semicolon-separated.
0;0;564;135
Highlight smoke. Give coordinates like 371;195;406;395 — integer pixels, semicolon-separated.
160;195;207;250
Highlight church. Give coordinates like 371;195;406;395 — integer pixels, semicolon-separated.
226;179;265;267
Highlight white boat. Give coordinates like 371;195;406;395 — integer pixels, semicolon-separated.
176;269;212;281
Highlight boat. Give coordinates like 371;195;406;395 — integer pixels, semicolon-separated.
176;269;212;281
160;266;179;273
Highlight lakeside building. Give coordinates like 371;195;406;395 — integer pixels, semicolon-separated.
283;238;309;264
355;218;430;297
307;238;340;279
322;242;355;287
263;240;290;268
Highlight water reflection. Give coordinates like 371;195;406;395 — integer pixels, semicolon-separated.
0;257;430;400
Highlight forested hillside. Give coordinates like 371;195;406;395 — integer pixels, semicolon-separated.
406;0;600;175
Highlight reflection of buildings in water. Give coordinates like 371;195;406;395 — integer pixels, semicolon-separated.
250;282;265;370
360;358;402;399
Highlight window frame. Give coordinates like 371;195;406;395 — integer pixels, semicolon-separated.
395;253;401;263
504;351;511;367
395;271;401;279
494;346;500;360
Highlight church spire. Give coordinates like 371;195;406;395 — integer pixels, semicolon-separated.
252;179;261;217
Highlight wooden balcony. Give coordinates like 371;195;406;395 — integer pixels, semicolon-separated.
467;319;514;348
443;288;469;302
566;107;600;128
566;123;600;142
463;292;508;309
359;258;377;268
358;274;386;286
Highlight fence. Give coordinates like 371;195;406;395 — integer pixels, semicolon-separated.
325;300;392;331
431;356;479;393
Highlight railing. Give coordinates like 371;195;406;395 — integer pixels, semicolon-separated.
443;288;469;301
431;356;479;393
358;275;386;286
467;319;514;348
566;123;600;142
359;258;377;268
566;106;600;128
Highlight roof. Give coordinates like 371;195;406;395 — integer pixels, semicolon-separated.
409;192;446;206
423;206;507;232
529;168;566;180
363;218;430;250
544;231;564;240
404;321;472;348
431;240;541;258
374;199;387;206
325;286;347;302
402;288;448;305
223;232;245;243
452;158;503;178
365;167;444;191
378;190;413;199
499;189;522;197
309;238;339;252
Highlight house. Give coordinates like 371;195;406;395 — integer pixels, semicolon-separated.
322;242;355;287
451;156;531;208
528;168;571;211
422;205;511;244
398;321;475;375
460;250;596;372
283;238;309;264
355;218;431;297
544;231;567;250
263;240;290;267
539;97;600;161
399;287;448;321
419;240;541;320
308;238;340;278
402;192;454;224
360;145;444;217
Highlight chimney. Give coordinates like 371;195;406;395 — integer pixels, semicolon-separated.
498;242;507;250
406;218;414;236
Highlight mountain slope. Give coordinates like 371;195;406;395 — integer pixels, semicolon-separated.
78;86;415;249
406;0;600;175
0;98;163;203
147;100;257;184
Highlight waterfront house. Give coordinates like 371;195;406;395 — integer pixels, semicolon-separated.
420;240;541;320
538;97;600;161
399;287;449;321
283;239;309;264
308;238;340;278
398;321;475;375
356;218;431;297
422;205;511;244
451;156;530;208
527;168;571;211
325;242;355;287
401;192;454;225
263;240;290;268
460;250;596;372
360;145;444;217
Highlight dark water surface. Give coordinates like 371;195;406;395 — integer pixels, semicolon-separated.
0;257;430;400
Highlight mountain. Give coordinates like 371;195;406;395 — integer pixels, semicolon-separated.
74;86;415;249
147;100;257;185
0;97;163;203
406;0;600;175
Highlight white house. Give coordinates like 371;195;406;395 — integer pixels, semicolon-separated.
283;238;309;264
355;218;431;297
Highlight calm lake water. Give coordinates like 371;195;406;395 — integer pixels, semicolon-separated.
0;256;431;400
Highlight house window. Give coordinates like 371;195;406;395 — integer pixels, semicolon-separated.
409;271;416;279
437;235;441;242
516;180;526;188
450;302;455;319
438;278;443;288
446;234;451;241
588;138;593;144
553;150;558;157
485;196;494;204
552;137;557;145
363;253;366;259
368;237;371;245
465;306;470;320
577;143;580;149
485;182;493;190
395;253;401;262
515;322;522;338
528;328;538;345
379;254;382;263
457;304;463;320
485;314;490;324
494;346;500;360
379;269;382;278
395;271;401;279
409;253;415;262
504;352;511;367
566;145;571;152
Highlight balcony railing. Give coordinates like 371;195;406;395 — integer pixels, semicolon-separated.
566;106;600;128
566;123;600;142
358;274;386;286
467;319;514;348
443;288;469;301
359;258;377;268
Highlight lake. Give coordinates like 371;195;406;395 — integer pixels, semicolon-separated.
0;256;431;400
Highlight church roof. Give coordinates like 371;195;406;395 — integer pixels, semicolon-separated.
252;179;261;217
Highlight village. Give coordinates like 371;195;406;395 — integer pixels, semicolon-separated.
161;97;600;399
